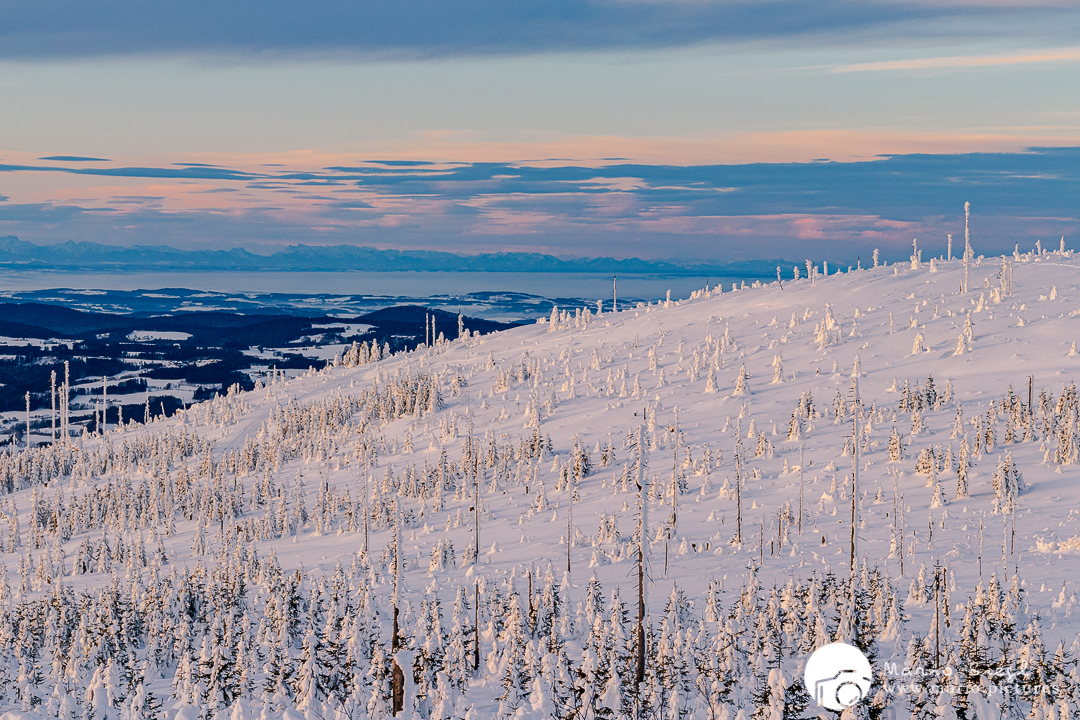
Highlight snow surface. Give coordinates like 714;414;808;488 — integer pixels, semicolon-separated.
3;248;1080;719
126;332;193;342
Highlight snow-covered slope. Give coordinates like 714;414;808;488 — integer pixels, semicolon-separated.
3;246;1080;720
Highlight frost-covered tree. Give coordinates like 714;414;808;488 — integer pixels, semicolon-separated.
991;452;1024;513
732;365;751;397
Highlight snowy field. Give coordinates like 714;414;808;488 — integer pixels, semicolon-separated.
126;333;193;343
2;244;1080;719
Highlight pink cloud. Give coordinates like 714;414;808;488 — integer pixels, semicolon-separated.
833;47;1080;73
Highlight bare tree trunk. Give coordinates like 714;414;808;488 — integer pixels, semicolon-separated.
850;378;859;577
392;605;404;715
798;446;804;535
735;441;743;544
636;507;646;694
474;581;481;675
636;425;648;695
63;361;70;443
963;201;971;293
474;465;480;565
50;371;56;444
391;500;404;716
567;467;573;576
364;474;370;556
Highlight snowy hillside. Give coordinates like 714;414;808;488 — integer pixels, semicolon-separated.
3;243;1080;720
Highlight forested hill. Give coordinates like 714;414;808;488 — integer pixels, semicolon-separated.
0;302;520;422
0;246;1079;719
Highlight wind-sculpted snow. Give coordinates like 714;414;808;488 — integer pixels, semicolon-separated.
2;247;1080;719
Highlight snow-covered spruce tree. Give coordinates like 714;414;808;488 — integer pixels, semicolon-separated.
409;587;445;716
732;365;751;397
991;451;1024;514
198;612;243;714
496;590;530;715
888;429;905;462
705;366;718;394
647;586;697;719
366;642;392;719
291;622;331;714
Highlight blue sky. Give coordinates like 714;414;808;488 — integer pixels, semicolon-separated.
0;0;1077;262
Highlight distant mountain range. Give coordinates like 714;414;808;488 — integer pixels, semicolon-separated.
0;236;784;276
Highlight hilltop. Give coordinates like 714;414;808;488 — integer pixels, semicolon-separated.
1;244;1079;719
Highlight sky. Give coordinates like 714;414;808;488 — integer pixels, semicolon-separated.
0;0;1078;263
